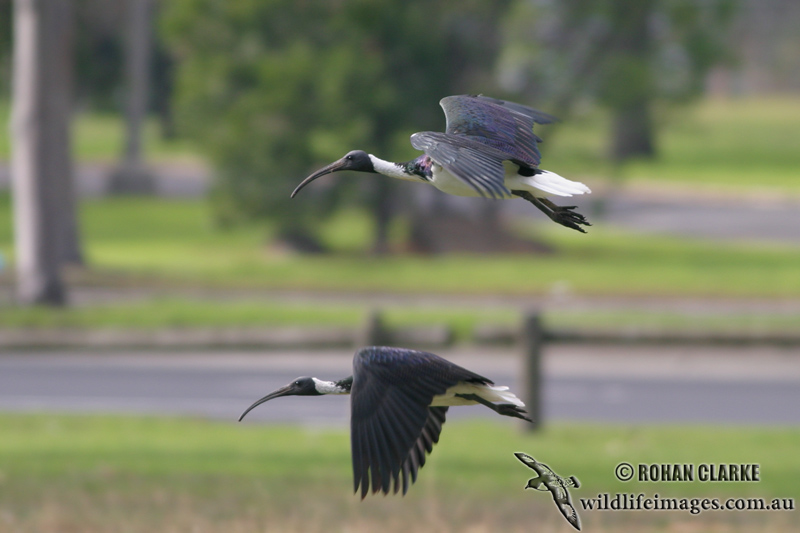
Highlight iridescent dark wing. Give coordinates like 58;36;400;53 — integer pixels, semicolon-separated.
470;95;558;125
440;94;556;167
398;405;448;496
350;346;491;498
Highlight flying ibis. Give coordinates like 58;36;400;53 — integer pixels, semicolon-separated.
239;346;531;498
292;94;592;232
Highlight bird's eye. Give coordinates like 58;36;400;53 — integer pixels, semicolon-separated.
345;155;353;160
294;381;302;386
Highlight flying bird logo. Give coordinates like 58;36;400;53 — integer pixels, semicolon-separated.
514;452;582;531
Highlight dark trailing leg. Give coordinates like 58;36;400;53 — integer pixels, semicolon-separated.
512;190;591;233
455;393;533;422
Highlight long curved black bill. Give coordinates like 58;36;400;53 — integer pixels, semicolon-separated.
238;384;296;422
290;159;348;198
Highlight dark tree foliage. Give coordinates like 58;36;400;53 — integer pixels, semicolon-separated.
1;0;172;119
72;0;125;110
1;1;125;108
161;0;509;244
0;0;10;97
500;0;736;161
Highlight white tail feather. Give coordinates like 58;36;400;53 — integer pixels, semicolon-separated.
529;170;591;197
432;383;526;407
486;385;525;407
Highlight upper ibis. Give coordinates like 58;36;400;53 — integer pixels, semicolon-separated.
292;94;592;232
239;346;531;498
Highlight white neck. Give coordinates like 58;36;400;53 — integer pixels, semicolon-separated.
312;377;348;395
369;155;416;182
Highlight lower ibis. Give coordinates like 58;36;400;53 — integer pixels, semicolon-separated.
292;94;592;232
239;346;531;498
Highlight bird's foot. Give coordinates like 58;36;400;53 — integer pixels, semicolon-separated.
512;191;591;233
549;204;591;233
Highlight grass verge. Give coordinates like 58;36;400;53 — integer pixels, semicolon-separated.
2;195;799;299
0;414;797;532
2;297;800;343
541;96;800;193
0;102;201;164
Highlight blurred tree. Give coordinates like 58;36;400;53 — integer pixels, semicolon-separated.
499;0;736;161
12;0;80;305
73;0;175;134
109;0;156;195
0;0;10;97
1;0;173;126
161;0;509;252
72;0;124;110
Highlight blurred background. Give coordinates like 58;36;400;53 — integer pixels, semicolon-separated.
0;0;799;531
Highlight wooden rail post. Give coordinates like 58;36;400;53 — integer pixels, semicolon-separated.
521;311;543;431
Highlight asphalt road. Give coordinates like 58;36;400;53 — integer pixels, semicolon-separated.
2;346;798;424
601;193;800;244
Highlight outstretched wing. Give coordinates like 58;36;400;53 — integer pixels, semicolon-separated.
471;95;558;125
410;131;510;198
398;406;448;496
514;452;541;470
550;476;580;530
515;453;558;479
556;496;582;531
350;347;491;498
440;94;556;167
538;475;581;530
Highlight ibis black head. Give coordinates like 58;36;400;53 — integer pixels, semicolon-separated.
238;376;320;421
291;150;375;198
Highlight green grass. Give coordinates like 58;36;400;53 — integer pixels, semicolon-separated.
2;297;800;343
0;298;366;329
79;204;800;298
0;414;797;532
0;101;201;164
543;96;800;192
2;195;800;300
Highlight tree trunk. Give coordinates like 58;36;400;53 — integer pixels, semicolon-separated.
610;100;655;161
11;0;75;305
408;194;553;255
51;0;83;266
109;0;155;194
479;198;503;234
370;178;393;255
608;0;656;162
368;122;395;255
